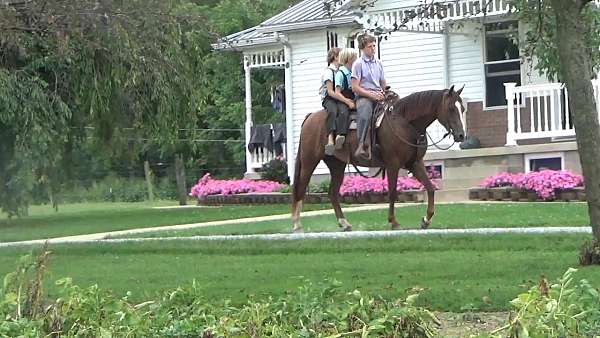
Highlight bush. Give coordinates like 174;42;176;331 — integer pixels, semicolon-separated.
260;156;289;184
495;268;600;337
189;173;284;198
56;176;150;203
480;170;584;200
1;252;440;337
339;175;439;196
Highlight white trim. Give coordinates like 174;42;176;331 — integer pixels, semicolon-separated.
284;43;295;184
523;152;565;173
244;57;254;175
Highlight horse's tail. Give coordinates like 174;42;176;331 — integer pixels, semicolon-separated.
292;132;303;203
292;113;311;203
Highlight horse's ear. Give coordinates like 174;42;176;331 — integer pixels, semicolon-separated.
447;85;455;96
456;85;464;96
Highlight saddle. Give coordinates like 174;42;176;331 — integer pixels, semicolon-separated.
336;90;401;167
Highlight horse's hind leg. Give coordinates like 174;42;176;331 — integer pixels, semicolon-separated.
324;157;352;231
291;156;320;233
411;160;435;229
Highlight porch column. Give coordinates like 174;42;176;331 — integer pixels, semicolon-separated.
505;82;517;146
244;55;255;174
284;43;295;184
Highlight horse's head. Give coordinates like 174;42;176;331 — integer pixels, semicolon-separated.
438;85;466;143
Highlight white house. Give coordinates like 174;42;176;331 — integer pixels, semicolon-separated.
214;0;600;190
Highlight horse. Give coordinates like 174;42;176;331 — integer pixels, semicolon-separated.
291;85;466;232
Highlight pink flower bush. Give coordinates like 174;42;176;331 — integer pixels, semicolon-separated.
339;175;439;196
480;170;583;200
190;173;284;198
480;172;520;188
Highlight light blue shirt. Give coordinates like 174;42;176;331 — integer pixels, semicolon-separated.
335;65;352;90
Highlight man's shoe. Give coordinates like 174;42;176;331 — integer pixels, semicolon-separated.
334;135;345;150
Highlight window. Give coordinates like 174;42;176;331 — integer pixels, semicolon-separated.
326;31;338;51
484;21;521;108
424;162;444;179
524;152;564;172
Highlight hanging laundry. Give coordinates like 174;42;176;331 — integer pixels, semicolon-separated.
272;123;287;156
271;84;286;114
248;124;274;153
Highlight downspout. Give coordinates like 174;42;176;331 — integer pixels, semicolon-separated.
278;34;296;184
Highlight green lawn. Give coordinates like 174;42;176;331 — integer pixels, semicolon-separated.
0;233;598;312
125;202;590;238
0;201;331;243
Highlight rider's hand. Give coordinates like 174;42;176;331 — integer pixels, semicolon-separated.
372;91;384;101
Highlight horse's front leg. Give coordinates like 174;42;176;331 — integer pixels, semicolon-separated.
411;160;435;229
386;167;401;230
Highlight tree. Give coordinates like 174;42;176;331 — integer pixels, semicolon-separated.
348;0;600;252
0;0;207;214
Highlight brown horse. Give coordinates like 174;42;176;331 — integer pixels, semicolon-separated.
291;85;466;232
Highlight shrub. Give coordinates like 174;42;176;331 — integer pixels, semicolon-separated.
1;253;440;337
480;170;584;200
339;175;439;196
189;173;284;198
494;268;600;337
260;156;289;184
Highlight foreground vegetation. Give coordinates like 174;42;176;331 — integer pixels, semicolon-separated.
0;202;330;243
1;244;599;337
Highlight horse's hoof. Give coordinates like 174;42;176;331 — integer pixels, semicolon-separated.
341;225;352;232
390;223;402;230
292;226;304;233
421;217;431;229
338;218;352;229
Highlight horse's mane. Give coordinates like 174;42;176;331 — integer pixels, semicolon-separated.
386;90;445;122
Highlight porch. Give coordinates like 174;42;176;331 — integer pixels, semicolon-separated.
504;79;600;146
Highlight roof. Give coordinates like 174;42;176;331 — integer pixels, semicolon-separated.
257;0;355;31
213;27;281;50
214;0;358;50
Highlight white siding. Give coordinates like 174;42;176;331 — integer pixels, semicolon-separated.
448;22;485;101
288;28;351;176
379;31;456;149
380;31;445;96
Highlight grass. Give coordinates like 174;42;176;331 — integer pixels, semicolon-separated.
0;201;331;243
124;202;591;238
0;233;598;312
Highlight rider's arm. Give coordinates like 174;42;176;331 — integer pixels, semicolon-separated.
334;86;355;109
352;78;374;99
352;78;383;101
327;81;351;105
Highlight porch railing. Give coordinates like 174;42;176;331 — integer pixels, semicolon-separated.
505;80;600;146
361;0;511;33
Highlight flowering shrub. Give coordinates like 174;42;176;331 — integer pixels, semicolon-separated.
189;173;284;198
339;175;439;196
480;170;583;200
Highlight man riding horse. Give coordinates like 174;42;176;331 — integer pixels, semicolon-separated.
291;34;466;233
352;34;387;162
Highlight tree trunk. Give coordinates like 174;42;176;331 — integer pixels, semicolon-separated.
144;160;154;202
174;154;187;205
551;0;600;241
